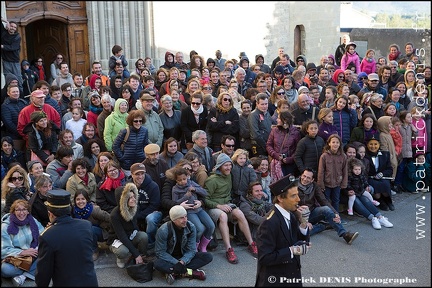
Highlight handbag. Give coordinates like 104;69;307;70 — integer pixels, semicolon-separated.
30;149;50;166
125;257;154;283
3;255;33;272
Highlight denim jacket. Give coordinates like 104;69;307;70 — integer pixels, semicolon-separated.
155;220;196;265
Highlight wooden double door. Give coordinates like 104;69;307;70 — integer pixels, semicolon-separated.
4;1;90;81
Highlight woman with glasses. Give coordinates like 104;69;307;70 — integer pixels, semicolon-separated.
206;92;240;152
1;166;31;214
92;152;114;185
30;57;46;81
181;91;208;150
269;85;286;118
96;160;126;214
49;53;64;83
112;110;148;177
1;199;45;287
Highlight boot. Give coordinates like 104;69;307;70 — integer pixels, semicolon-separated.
197;235;212;252
384;196;395;211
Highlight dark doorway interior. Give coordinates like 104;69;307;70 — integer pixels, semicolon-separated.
25;19;68;82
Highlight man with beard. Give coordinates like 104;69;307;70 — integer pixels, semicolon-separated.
143;143;169;193
291;94;320;127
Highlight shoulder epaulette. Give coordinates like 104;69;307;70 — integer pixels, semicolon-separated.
267;210;275;220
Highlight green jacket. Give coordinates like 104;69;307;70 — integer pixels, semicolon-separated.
204;171;232;209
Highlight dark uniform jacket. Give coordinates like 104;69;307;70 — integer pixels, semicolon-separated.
255;206;309;287
36;215;98;287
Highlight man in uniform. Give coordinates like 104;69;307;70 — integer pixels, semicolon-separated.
255;176;311;287
35;190;98;287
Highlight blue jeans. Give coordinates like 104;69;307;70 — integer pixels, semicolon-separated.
92;225;105;251
146;211;163;245
324;186;341;213
187;210;216;241
1;258;38;279
353;194;382;220
309;206;346;237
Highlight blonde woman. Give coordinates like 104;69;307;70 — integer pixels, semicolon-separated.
207;92;240;151
2;165;31;213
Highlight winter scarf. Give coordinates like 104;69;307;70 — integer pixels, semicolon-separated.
73;202;94;219
7;214;39;248
99;170;125;191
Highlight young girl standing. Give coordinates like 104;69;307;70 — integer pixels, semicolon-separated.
360;49;376;75
65;107;87;141
317;134;348;213
341;42;361;74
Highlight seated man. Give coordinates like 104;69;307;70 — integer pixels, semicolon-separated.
46;146;74;189
295;168;359;244
238;181;273;241
129;163;162;253
204;154;258;264
154;205;213;284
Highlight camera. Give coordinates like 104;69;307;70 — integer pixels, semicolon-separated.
282;154;286;158
310;75;318;84
356;104;361;109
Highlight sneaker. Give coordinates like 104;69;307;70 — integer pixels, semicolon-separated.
226;247;238;264
391;190;397;196
343;231;359;244
12;275;26;287
166;273;175;285
248;241;258;257
116;257;126;268
372;200;380;206
347;209;353;216
371;217;381;229
378;216;394;228
191;269;206;280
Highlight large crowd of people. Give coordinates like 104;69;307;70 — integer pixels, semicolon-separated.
1;20;431;285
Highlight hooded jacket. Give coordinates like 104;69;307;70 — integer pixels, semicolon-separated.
108;183;142;258
377;116;398;178
103;98;128;150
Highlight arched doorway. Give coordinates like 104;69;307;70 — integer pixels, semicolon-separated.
4;1;90;81
293;25;305;60
26;19;69;82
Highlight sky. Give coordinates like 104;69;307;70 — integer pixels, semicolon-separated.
152;2;277;62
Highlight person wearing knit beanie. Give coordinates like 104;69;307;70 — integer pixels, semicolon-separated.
30;111;47;123
169;205;187;221
213;153;232;171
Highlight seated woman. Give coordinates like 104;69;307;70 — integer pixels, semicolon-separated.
23;111;60;167
66;158;98;203
1;137;26;179
1;199;44;286
160;137;184;169
26;160;50;194
96;160;126;214
92;151;115;185
28;175;52;227
2;166;31;214
83;138;108;171
71;190;111;261
238;181;273;241
364;135;395;211
183;151;208;188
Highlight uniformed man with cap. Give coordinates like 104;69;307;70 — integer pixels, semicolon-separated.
255;176;311;287
35;189;98;287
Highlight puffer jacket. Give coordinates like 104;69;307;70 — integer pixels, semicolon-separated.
341;52;361;73
294;134;325;174
112;125;149;170
1;97;28;139
231;162;257;204
332;108;357;145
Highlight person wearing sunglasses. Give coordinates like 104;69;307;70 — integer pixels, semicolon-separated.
206;92;239;152
181;92;208;150
2;165;31;213
111;110;148;177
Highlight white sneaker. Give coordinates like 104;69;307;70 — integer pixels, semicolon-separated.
347;209;353;216
378;216;394;228
116;258;126;268
391;190;397;195
372;200;380;206
12;275;26;287
371;217;381;229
